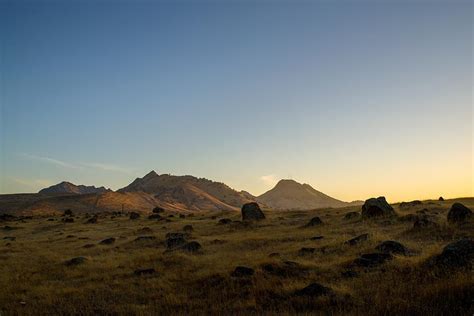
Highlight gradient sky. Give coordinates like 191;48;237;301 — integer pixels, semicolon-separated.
1;0;472;202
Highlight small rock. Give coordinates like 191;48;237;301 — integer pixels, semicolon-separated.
148;214;162;220
183;225;193;232
341;270;358;278
83;244;95;248
179;214;185;219
100;237;116;245
86;215;98;224
293;283;332;297
180;241;201;252
152;207;165;214
134;268;156;276
65;256;87;266
231;266;255;277
344;212;360;220
298;247;317;255
413;218;438;229
3;236;16;241
62;218;74;223
375;240;408;255
218;218;232;225
129;212;140;220
166;236;186;249
134;236;156;242
310;236;324;241
352;253;393;267
63;209;73;217
304;216;323;227
345;233;369;246
439;196;444;201
268;252;281;258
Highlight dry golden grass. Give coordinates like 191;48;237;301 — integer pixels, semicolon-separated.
0;198;473;315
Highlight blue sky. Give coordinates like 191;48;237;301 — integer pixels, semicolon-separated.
1;0;472;201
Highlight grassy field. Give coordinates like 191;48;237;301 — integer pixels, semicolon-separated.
1;198;473;315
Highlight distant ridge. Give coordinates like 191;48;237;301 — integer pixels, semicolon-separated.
257;179;350;210
39;181;111;195
118;170;253;211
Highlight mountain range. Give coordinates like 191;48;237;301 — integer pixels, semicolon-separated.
0;171;362;215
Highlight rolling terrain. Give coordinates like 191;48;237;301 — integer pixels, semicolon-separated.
0;197;472;315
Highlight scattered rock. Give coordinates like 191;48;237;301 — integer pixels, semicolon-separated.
398;214;421;222
298;247;317;255
399;200;423;209
62;218;74;223
429;239;474;269
134;268;156;276
241;202;265;221
183;225;193;232
268;252;281;258
345;233;369;246
134;236;156;242
179;214;185;219
3;236;16;241
304;216;323;227
0;214;16;221
86;215;98;224
100;237;116;245
218;218;232;225
293;283;332;297
83;244;95;248
129;212;140;220
210;239;226;245
310;236;324;241
166;236;187;249
148;214;162;220
352;253;393;267
165;232;189;239
447;203;472;224
361;197;395;218
344;212;359;220
231;266;255;277
63;209;73;217
413;218;438;229
137;227;153;234
152;207;164;214
65;256;87;266
180;241;202;252
261;261;307;278
375;240;408;255
438;196;444;201
47;218;55;221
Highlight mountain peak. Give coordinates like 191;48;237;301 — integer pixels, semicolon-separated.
143;170;158;179
39;182;110;195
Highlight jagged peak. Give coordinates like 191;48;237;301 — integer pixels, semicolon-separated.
143;170;159;179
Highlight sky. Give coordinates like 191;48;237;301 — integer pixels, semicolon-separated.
0;0;472;202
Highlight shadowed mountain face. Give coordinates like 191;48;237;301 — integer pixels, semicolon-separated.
39;181;110;195
257;179;349;210
118;171;253;211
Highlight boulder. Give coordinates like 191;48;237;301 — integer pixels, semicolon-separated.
375;240;408;255
344;212;360;220
231;266;255;277
180;241;201;252
447;203;472;224
100;237;116;245
361;197;395;218
304;216;323;227
413;218;438;229
241;202;265;221
345;233;369;246
63;209;73;217
429;239;474;269
438;196;444;201
293;283;332;297
352;253;393;267
166;236;186;249
129;212;140;220
65;256;87;266
152;207;164;214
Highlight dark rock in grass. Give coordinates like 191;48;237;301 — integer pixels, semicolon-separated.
341;270;358;278
152;207;164;214
83;244;95;248
62;218;74;223
345;233;369;246
447;203;472;224
439;196;444;201
310;236;324;241
179;214;185;219
65;256;87;266
399;200;423;209
231;266;255;277
268;252;281;258
0;214;16;221
63;209;73;217
344;212;360;220
148;214;162;220
210;239;226;245
183;225;193;232
180;241;202;252
3;225;18;231
352;253;393;267
85;215;98;224
66;235;75;238
293;283;332;297
398;214;421;222
168;214;175;218
165;232;189;239
47;218;55;221
261;261;307;278
218;218;232;225
3;236;16;241
429;239;474;269
137;227;153;234
129;212;140;220
241;202;265;221
99;237;116;245
375;240;408;255
134;236;156;242
166;236;187;249
134;268;156;276
298;247;317;256
361;197;395;218
304;216;323;227
413;218;438;229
